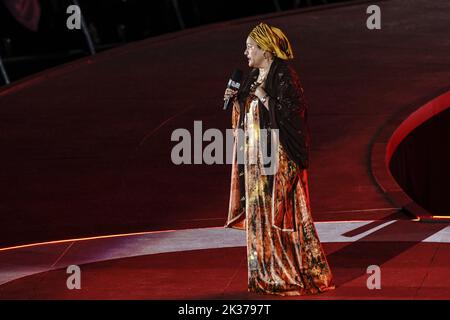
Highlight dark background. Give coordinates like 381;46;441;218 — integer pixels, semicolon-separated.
0;0;351;84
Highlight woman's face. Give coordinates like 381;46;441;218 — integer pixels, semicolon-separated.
244;37;265;68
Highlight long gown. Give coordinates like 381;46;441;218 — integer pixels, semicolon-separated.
225;94;335;296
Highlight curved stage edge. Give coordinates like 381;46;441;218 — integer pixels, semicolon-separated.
371;89;450;222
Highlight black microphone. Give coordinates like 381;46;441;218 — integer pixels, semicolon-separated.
223;69;243;110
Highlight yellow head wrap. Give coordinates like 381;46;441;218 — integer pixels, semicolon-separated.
249;22;294;60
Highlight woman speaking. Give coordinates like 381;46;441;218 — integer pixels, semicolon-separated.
224;22;335;296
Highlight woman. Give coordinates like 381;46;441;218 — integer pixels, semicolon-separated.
224;22;335;296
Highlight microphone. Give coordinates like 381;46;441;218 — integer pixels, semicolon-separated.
223;69;243;110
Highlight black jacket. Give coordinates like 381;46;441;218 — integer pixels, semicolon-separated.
237;57;310;170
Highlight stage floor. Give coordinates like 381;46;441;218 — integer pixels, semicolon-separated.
1;220;450;299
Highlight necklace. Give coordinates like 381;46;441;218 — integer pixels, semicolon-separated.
250;79;262;93
249;67;269;95
257;68;268;83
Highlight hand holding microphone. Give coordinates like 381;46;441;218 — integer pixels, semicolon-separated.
223;69;242;110
223;88;238;102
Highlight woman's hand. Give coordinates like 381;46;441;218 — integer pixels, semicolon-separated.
224;88;238;102
255;86;270;110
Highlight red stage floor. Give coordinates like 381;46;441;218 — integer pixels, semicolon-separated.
0;220;449;299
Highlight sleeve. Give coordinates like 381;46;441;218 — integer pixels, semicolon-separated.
267;66;310;169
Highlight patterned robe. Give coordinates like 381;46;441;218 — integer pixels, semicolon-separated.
225;58;334;296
